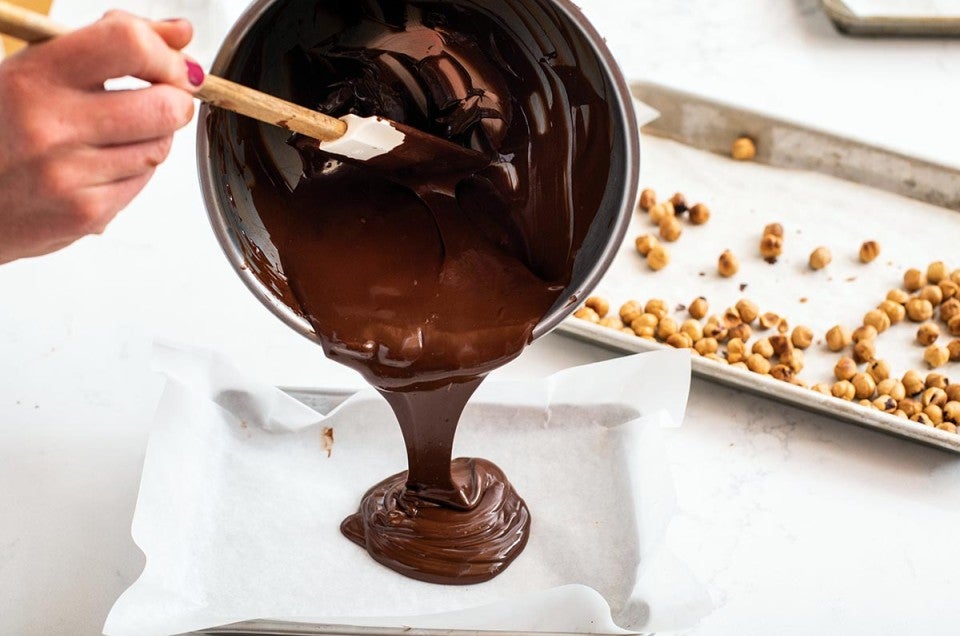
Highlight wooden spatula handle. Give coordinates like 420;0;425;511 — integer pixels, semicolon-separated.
0;1;348;142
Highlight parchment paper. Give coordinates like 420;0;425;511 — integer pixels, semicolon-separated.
103;344;711;635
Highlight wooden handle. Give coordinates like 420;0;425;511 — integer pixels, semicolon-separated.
0;1;347;142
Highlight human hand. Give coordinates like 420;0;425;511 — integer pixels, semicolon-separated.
0;10;202;264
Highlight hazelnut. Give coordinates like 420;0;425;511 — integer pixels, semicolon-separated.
906;298;934;322
722;307;742;329
704;352;726;364
941;279;960;301
876;378;906;401
646;245;670;271
878;299;906;324
953;269;960;285
863;309;891;333
940;298;960;323
769;334;792;357
689;203;711;225
924;404;944;424
936;421;958;433
834;357;858;381
635;234;659;256
853;339;876;364
825;325;852;351
919;284;944;307
633;324;656;338
852;325;878;343
858;240;880;263
809;246;832;270
759;312;781;330
769;364;795;382
585;296;609;318
872;395;898;413
927;261;949;284
689;297;709;320
735;299;759;324
763;222;784;238
703;321;729;342
656;317;679;340
893;410;908;419
851;373;877;400
645;299;669;320
666;332;693;349
730;361;749;371
731;136;757;160
899;398;922;417
926;373;949;390
620;300;644;324
574;307;600;322
886;289;910;305
599;316;624;329
777;318;790;335
728;323;753;342
783;349;805;373
902;370;925;395
669;192;688;214
903;268;926;292
867;359;891;383
759;234;783;262
944;401;960;423
746;353;772;375
947;383;960;402
649;201;675;225
790;326;813;349
681;319;703;342
639;188;657;211
916;322;940;346
694;337;719;356
948;339;960;362
924;344;950;368
950;315;960;336
659;216;683;242
911;412;935;427
631;313;659;331
718;250;740;278
812;383;832;396
752;338;775;359
831;380;856;401
922;387;948;408
623;326;641;336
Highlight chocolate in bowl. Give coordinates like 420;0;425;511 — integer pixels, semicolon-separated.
198;0;638;584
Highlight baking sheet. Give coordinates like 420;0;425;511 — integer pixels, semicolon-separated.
557;83;960;453
822;0;960;36
103;343;711;636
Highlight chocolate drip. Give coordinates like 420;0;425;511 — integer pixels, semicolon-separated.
213;0;615;584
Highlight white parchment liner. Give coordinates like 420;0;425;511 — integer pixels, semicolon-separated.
103;344;710;635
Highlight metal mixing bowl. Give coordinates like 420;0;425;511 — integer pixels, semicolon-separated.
197;0;639;344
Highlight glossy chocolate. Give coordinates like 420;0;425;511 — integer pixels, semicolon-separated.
211;0;616;584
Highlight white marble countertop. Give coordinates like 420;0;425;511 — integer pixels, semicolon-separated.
1;1;959;634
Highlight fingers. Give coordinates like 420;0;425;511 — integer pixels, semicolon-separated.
80;84;195;146
150;17;193;51
33;12;201;91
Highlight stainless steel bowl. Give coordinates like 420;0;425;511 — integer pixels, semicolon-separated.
197;0;639;344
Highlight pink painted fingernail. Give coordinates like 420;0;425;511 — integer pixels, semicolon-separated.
162;17;185;23
186;60;204;87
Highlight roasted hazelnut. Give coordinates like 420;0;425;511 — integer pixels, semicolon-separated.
574;307;600;322
834;357;858;381
746;353;772;375
893;410;908;419
878;299;906;324
722;306;742;329
694;337;719;356
599;316;624;329
703;319;728;341
585;296;609;318
769;334;792;357
924;404;944;424
902;370;925;396
903;268;926;292
950;315;960;337
863;309;891;333
922;387;948;408
666;332;693;349
649;201;674;225
948;339;960;362
926;373;949;390
752;338;775;359
769;364;795;382
940;298;960;323
947;384;960;402
639;188;657;211
789;326;813;350
916;322;940;346
731;136;757;160
809;246;832;270
924;344;950;368
681;319;703;342
944;401;960;423
919;284;944;307
936;421;958;433
659;216;683;242
853;339;876;364
886;289;910;305
656;317;679;340
635;234;659;256
867;359;891;383
689;203;711;225
759;234;783;262
631;313;659;332
730;361;749;371
763;222;784;238
646;245;670;271
735;299;759;324
633;324;655;338
927;261;949;284
825;325;852;351
759;312;781;330
953;269;960;285
645;299;669;320
782;349;805;373
876;378;907;402
911;412;935;427
899;398;922;417
852;325;878;343
858;240;880;263
727;338;747;364
812;383;832;396
669;192;688;214
939;279;960;301
872;395;898;413
906;298;934;322
718;250;740;278
832;380;856;401
689;297;709;320
620;300;644;325
851;373;877;400
703;352;726;364
728;323;753;342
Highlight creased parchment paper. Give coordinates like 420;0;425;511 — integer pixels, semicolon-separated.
103;344;710;635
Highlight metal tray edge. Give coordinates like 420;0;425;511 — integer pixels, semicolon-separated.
821;0;960;37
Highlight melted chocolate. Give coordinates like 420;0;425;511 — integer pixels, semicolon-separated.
214;0;616;584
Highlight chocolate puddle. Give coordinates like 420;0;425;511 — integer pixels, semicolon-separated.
213;0;615;584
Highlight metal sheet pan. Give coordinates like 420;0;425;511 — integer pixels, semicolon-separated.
556;82;960;454
821;0;960;37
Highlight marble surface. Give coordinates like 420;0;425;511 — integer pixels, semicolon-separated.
1;0;959;634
